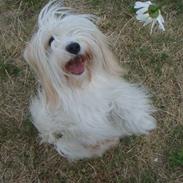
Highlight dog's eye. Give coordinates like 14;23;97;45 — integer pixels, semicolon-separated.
48;36;54;46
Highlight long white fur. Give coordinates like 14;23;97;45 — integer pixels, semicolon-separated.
24;0;156;160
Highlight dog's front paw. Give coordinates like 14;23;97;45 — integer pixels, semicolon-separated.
137;115;156;134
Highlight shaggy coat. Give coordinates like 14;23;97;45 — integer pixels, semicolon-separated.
24;0;156;160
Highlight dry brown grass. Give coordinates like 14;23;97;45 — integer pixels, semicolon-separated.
0;0;183;182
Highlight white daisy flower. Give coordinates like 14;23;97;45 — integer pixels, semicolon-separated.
134;1;165;34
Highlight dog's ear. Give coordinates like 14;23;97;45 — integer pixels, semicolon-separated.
24;44;59;107
100;44;123;77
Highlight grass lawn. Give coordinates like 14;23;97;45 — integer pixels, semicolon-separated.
0;0;183;182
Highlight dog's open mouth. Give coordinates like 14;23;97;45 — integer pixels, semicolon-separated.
65;55;85;75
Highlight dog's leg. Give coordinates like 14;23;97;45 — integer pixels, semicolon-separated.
110;81;156;136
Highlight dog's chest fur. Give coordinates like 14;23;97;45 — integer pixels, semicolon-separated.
31;76;121;144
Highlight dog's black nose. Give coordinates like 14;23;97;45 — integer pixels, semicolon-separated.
66;42;80;54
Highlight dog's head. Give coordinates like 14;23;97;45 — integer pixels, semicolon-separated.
24;0;122;105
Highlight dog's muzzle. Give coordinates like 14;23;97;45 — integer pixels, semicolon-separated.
65;55;85;75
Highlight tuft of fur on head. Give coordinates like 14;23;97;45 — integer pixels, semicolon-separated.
24;0;122;106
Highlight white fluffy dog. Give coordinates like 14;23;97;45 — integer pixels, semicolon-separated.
24;0;156;160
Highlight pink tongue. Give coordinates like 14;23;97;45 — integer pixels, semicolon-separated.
65;58;84;75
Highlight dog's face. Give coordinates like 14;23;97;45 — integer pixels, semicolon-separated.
24;1;121;105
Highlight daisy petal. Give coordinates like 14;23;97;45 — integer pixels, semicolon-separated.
136;7;148;15
134;1;152;9
143;17;153;26
157;16;165;31
150;20;156;35
136;13;149;22
159;14;165;23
